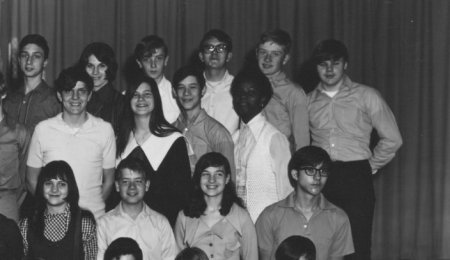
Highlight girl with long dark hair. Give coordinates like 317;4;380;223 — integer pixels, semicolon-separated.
174;152;257;260
19;161;97;260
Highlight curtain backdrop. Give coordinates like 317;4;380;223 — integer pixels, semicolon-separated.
1;0;449;259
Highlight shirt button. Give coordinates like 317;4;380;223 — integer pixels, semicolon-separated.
210;254;214;258
303;224;307;228
209;243;213;247
331;143;335;147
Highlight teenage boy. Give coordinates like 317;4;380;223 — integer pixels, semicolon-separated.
172;66;235;178
0;73;30;222
256;29;309;151
198;29;239;134
256;146;354;260
4;34;60;132
97;157;178;260
134;35;179;123
26;66;116;219
308;39;402;260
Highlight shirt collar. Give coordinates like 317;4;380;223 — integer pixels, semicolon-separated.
20;80;49;95
177;109;208;127
44;203;71;217
266;71;287;84
279;192;335;211
317;75;353;94
241;112;265;137
117;201;153;219
204;70;232;90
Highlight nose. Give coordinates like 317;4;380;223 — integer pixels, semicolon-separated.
71;90;80;100
326;64;333;72
208;175;216;183
313;172;322;181
129;181;137;189
264;53;272;62
150;59;157;68
93;66;99;75
51;183;58;193
183;88;191;96
26;56;32;65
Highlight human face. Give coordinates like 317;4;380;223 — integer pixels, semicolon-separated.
316;58;347;91
131;82;154;116
137;48;168;84
232;82;264;123
18;43;48;78
257;41;289;76
43;178;69;211
115;169;150;205
85;55;108;89
57;81;92;116
200;166;230;198
292;163;328;197
199;38;232;70
113;255;137;260
175;76;205;112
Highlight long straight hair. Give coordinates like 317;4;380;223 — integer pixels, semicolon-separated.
30;160;80;236
116;71;179;157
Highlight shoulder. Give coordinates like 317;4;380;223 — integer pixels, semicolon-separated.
89;115;115;133
80;210;96;228
322;199;351;225
34;115;59;131
145;205;172;226
204;115;232;139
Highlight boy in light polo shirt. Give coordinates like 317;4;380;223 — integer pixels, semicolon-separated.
97;157;177;260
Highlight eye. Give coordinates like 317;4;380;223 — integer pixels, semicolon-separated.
32;53;43;60
58;182;68;188
99;63;108;70
143;92;153;99
78;89;88;95
86;63;94;69
155;56;164;62
257;49;267;56
19;53;29;59
44;181;53;186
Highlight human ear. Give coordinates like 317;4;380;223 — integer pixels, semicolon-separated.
290;169;299;181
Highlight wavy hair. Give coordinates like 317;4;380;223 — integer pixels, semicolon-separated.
184;152;243;218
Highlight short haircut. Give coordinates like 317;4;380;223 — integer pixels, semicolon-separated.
175;247;209;260
134;35;168;60
230;68;273;107
54;66;94;93
19;34;49;59
288;146;331;187
78;42;118;81
172;66;205;91
104;237;143;260
199;29;233;52
259;29;292;53
311;39;349;65
275;235;316;260
115;157;148;181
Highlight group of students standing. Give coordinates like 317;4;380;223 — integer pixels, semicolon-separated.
0;27;402;260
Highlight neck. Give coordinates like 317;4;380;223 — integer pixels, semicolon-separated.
93;81;108;92
134;115;151;131
154;75;164;85
47;202;68;214
24;76;42;94
204;195;223;212
265;70;282;80
322;78;344;92
121;201;144;220
294;191;321;212
205;68;226;82
62;112;88;127
181;106;201;124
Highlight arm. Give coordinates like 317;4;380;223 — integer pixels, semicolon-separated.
26;167;41;195
240;210;258;260
289;86;310;150
19;218;29;257
101;168;115;201
255;209;275;260
210;125;236;183
82;214;98;260
159;217;178;260
96;218;108;260
366;89;403;171
270;133;293;200
173;211;187;250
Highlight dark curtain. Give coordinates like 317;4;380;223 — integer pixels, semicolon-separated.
1;0;449;259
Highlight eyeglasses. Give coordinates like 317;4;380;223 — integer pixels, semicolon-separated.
299;166;329;177
202;44;228;54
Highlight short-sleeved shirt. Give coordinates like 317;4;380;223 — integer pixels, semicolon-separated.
27;113;116;218
174;203;258;260
255;192;354;260
97;202;178;260
3;81;61;132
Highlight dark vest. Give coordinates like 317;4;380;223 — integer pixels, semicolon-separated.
27;210;83;260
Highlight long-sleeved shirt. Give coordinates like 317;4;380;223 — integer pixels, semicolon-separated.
202;70;239;135
158;77;180;124
263;71;309;152
307;75;402;171
173;109;235;180
97;202;178;260
3;81;61;133
174;203;258;260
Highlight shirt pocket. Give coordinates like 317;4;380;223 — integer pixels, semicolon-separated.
224;239;241;258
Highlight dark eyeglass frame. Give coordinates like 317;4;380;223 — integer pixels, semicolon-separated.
202;44;228;54
299;166;329;177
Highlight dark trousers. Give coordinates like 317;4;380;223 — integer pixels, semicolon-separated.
322;160;375;260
